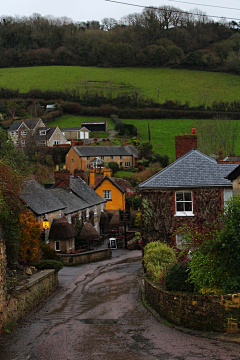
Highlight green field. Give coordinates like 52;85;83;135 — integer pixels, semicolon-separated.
48;115;115;130
1;66;240;106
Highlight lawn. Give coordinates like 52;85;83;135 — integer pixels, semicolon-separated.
47;115;115;130
1;66;240;106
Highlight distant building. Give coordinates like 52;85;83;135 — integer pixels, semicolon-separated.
61;127;90;141
81;121;107;132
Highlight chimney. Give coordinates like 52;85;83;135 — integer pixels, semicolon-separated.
219;145;223;161
54;169;70;188
122;138;127;146
89;167;95;186
74;169;85;179
175;128;197;159
103;166;111;177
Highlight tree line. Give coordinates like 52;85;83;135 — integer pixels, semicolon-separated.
0;7;239;72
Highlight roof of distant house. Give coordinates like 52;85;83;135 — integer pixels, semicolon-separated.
139;149;239;189
72;145;138;158
50;187;89;214
9;119;42;132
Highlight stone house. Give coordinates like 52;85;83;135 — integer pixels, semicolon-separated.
61;127;90;141
138;132;238;249
65;145;138;174
8;119;69;147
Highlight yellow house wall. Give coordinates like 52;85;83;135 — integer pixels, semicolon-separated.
95;179;125;210
66;147;82;175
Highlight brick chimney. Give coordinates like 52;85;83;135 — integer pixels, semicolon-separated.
89;167;95;186
122;138;127;146
175;129;197;159
55;167;70;188
103;166;111;177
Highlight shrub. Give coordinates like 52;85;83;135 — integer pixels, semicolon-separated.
164;262;193;293
40;243;59;260
143;241;177;285
35;260;63;272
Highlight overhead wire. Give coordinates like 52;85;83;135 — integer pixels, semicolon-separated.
168;0;240;12
105;0;240;21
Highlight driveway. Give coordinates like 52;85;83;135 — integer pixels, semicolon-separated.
0;249;240;360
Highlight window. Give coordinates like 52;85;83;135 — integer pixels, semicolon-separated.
87;156;90;161
11;131;14;136
16;131;18;136
94;206;97;215
103;190;111;200
40;130;46;135
224;189;233;209
54;140;61;145
78;211;82;220
125;162;131;167
120;155;123;160
68;214;71;224
110;155;113;160
40;140;46;145
86;208;89;218
15;141;18;145
58;210;62;218
55;241;60;251
101;203;104;212
87;164;91;169
21;130;27;136
175;191;193;216
21;140;26;147
101;156;104;160
69;239;72;250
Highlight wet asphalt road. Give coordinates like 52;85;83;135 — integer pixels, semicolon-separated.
1;249;240;360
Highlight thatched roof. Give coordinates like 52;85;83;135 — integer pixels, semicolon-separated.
49;218;77;240
109;211;123;229
79;221;100;240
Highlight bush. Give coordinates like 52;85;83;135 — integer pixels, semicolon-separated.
35;260;63;272
143;241;177;285
40;243;59;260
164;262;193;293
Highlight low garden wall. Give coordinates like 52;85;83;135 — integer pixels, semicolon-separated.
144;277;240;332
4;269;58;330
58;248;112;266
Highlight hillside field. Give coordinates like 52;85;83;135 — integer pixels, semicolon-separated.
1;66;240;106
48;115;240;160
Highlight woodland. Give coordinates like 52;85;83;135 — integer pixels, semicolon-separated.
0;6;240;72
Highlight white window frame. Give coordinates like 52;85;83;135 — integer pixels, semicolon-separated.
78;211;82;220
87;156;90;161
69;239;72;250
68;214;71;224
101;203;104;212
224;189;233;210
54;140;61;145
103;190;111;200
55;241;60;252
94;206;97;215
86;208;89;218
175;191;194;216
58;210;62;218
125;162;131;167
21;140;26;147
40;130;46;135
120;155;123;160
21;130;27;136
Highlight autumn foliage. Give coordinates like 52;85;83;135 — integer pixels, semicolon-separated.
18;212;41;265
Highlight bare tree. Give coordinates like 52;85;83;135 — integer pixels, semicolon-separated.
196;117;238;158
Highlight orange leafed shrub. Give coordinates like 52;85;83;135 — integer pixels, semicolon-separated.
18;212;42;265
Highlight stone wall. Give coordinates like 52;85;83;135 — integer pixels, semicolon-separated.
0;235;7;333
58;248;112;266
144;277;240;332
3;270;58;329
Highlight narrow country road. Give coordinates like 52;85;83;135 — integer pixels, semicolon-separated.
1;249;240;360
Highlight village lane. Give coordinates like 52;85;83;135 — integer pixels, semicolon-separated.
1;249;240;360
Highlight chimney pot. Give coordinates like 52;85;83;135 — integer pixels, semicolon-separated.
192;128;196;134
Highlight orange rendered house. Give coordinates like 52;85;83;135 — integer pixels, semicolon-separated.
90;168;126;211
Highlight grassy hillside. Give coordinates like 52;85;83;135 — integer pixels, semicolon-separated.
48;115;115;130
1;66;240;106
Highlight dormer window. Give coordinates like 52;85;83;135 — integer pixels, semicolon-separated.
40;130;46;135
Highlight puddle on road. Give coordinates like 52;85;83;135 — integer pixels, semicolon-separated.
77;319;118;325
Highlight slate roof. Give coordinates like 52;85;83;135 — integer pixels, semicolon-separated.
24;119;39;130
72;145;138;158
9;119;40;132
9;121;26;131
50;187;89;214
22;179;65;215
70;177;106;206
35;127;56;141
138;149;239;189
